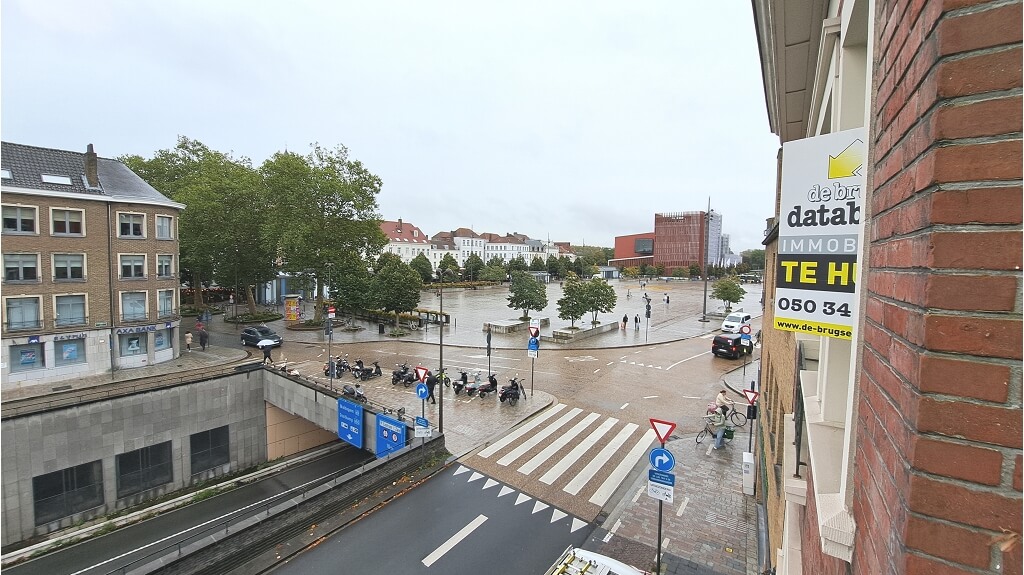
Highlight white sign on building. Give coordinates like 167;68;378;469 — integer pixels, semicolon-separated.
775;128;867;341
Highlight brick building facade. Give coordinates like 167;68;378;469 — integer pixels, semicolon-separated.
752;1;1022;574
1;143;184;390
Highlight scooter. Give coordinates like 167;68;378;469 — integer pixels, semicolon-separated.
499;376;525;406
464;372;484;396
357;361;383;381
392;363;411;385
341;382;367;403
476;373;499;398
337;355;351;375
450;370;469;394
351;359;366;379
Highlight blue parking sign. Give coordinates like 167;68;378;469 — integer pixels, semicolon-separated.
375;413;407;458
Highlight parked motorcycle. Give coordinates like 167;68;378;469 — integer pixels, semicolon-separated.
341;382;367;403
450;370;469;394
392;363;411;385
499;376;525;406
356;361;383;381
476;373;500;398
351;358;365;378
464;372;484;396
337;355;351;374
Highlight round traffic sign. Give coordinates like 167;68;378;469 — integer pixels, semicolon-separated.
649;448;675;472
739;324;752;335
415;383;428;399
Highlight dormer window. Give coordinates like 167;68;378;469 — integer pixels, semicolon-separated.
41;174;73;186
1;169;11;179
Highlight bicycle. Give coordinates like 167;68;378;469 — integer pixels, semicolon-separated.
721;404;747;427
696;418;735;445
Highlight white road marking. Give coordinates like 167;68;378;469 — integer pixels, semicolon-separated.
564;423;639;495
681;395;702;400
551;509;568;523
482;478;499;490
454;466;470;476
643;395;659;399
620;403;629;410
666;351;712;370
518;413;600;475
421;514;488;567
498;408;583;466
631;485;644;503
676;496;690;516
606;361;614;366
515;493;532;505
589;429;657;506
468;472;483;482
571;518;588;533
705;443;714;456
662;537;671;549
700;333;716;339
540;417;618;485
532;501;549;514
477;404;567;458
498;486;514;497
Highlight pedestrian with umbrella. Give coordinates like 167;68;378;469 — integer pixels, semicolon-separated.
257;339;276;365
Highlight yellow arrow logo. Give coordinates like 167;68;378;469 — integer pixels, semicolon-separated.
827;139;864;179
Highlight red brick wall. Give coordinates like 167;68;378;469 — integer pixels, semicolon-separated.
613;232;655;260
801;465;850;575
855;1;1022;574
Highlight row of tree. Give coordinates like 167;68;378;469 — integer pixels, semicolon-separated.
408;252;593;284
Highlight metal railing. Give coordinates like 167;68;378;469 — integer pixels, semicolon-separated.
119;312;150;323
53;316;89;328
5;318;42;330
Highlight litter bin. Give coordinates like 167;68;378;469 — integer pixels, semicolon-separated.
378;323;385;334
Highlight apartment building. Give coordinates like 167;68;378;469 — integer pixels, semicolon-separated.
752;1;1022;574
380;218;431;264
1;142;184;391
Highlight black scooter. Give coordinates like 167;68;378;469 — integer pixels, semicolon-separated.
476;373;499;398
499;376;525;406
449;370;469;394
356;361;383;381
341;382;367;403
392;363;411;385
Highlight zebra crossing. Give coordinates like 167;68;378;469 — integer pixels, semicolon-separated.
466;403;657;520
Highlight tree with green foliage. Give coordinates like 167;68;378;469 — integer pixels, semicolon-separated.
689;263;702;278
487;256;506;269
463;253;485;281
507;272;548;320
622;266;640;279
546;255;566;278
437;253;460;281
556;274;587;328
122;137;277;311
529;256;546;272
654;264;666;276
409;253;433;283
331;252;373;321
712;277;746;312
262;143;387;324
370;259;422;327
508;256;528;273
671;267;688;278
741;249;766;270
580;279;617;324
572;245;611;268
480;264;507;282
374;252;403;273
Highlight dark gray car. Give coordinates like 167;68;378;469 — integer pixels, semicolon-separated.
240;325;283;347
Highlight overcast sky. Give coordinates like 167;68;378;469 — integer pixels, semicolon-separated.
2;0;780;252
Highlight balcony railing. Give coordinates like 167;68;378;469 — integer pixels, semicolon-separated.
54;316;89;328
120;312;150;323
5;319;43;331
156;307;178;319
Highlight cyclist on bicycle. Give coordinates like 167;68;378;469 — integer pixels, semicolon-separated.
715;389;736;417
704;410;728;449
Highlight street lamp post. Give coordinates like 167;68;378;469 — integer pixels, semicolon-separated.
437;268;445;434
326;262;334;390
700;199;713;323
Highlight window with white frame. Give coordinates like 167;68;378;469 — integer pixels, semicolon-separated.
51;209;84;235
53;254;85;281
157;289;174;318
120;255;146;279
155;215;173;240
2;206;36;233
157;255;173;278
120;292;147;321
6;296;41;330
118;213;145;238
55;294;87;326
4;254;39;281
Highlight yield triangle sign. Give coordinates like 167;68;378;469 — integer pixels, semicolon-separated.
415;366;429;382
529;326;540;338
649;418;676;443
743;389;760;405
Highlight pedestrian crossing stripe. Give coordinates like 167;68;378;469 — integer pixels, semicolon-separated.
517;413;601;475
477;404;567;458
564;422;639;496
539;417;619;485
497;407;583;466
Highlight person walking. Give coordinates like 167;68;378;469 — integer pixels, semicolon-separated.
260;343;273;365
184;331;193;353
425;371;438;404
199;329;209;351
634;314;640;330
621;314;629;330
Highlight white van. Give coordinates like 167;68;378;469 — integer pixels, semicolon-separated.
720;312;751;333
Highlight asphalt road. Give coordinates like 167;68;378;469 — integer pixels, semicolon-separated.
271;464;588;575
7;447;372;575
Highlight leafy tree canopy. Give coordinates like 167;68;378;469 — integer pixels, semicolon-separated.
581;279;617;324
556;273;587;327
741;249;766;270
480;265;507;282
437;253;460;281
370;260;422;325
463;253;485;281
409;253;433;283
529;256;546;271
712;277;746;311
507;256;528;273
507;272;548;320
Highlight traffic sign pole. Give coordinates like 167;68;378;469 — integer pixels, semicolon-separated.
656;437;664;575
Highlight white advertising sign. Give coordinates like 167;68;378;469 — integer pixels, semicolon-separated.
775;128;867;340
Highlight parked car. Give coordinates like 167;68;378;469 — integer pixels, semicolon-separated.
720;312;751;333
712;333;745;359
240;325;283;347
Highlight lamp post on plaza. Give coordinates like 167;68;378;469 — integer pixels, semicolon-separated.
700;200;714;323
436;267;445;434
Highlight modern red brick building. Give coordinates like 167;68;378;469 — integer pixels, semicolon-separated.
610;211;722;273
752;1;1022;574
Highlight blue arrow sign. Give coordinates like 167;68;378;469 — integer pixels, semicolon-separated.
649;448;675;472
649;469;675;487
527;337;539;351
336;398;364;449
415;383;429;399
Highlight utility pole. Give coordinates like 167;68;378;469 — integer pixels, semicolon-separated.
700;198;712;323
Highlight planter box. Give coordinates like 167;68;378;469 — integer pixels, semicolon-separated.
483;317;550;334
548;321;618;343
